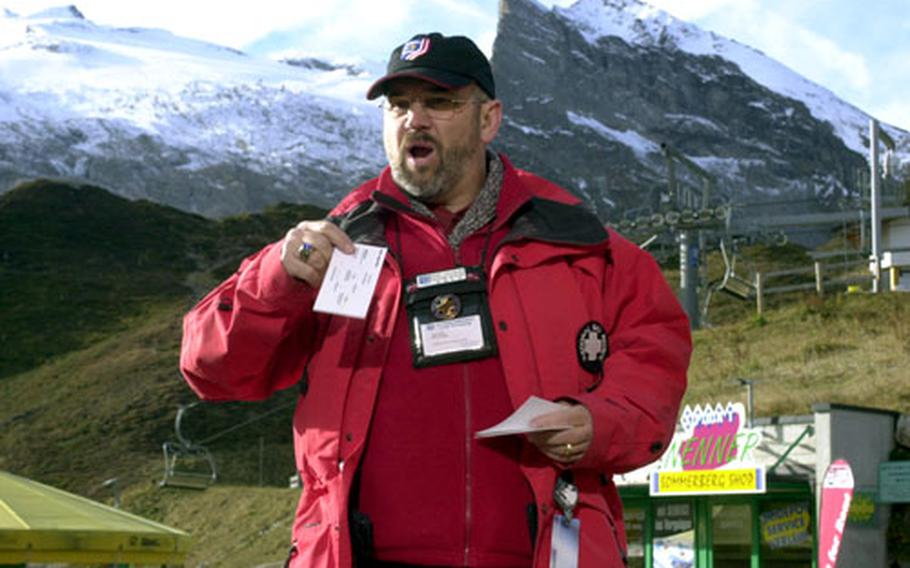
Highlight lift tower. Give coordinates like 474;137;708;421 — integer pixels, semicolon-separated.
662;143;716;329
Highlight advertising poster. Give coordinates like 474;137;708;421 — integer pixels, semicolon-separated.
818;459;854;568
653;502;694;568
760;502;811;549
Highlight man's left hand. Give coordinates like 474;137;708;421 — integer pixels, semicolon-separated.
526;402;593;464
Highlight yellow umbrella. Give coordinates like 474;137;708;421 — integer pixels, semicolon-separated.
0;471;190;565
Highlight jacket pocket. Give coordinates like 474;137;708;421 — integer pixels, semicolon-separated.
576;492;628;567
294;461;328;540
290;460;335;566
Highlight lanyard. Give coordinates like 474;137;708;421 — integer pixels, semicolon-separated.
391;209;497;278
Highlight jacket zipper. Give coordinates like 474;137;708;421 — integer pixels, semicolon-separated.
606;504;629;566
457;233;471;565
463;363;472;565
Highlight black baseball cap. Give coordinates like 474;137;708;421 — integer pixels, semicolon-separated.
366;33;495;100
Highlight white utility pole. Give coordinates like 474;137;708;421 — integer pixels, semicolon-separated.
870;119;882;293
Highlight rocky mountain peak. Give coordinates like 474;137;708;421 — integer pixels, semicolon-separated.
281;57;361;77
1;0;906;229
557;0;703;51
26;5;85;20
491;0;907;229
571;0;657;18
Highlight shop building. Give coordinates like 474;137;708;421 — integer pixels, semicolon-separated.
615;403;907;567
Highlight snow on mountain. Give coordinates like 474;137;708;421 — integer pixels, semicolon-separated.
1;1;906;220
1;5;376;99
0;5;385;215
557;0;910;166
565;111;660;159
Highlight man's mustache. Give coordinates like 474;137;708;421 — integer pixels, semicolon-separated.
400;133;439;152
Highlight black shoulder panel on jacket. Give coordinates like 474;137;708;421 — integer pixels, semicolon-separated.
329;200;388;247
508;197;609;246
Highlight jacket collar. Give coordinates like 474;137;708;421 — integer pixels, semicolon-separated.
495;154;608;247
332;153;608;249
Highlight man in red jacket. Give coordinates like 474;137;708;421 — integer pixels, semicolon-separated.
181;32;691;568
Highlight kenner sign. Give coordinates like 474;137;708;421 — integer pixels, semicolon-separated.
651;402;766;496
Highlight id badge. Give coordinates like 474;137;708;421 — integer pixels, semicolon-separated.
405;266;498;367
550;514;580;568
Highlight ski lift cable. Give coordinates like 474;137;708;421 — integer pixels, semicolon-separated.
196;399;297;445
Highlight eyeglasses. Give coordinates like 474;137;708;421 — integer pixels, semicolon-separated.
379;95;483;120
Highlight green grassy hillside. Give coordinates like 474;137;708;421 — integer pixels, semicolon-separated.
689;291;910;413
126;485;298;567
0;178;326;378
1;179;908;566
0;179;322;493
0;179;204;377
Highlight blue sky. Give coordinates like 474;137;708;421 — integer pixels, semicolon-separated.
4;0;909;130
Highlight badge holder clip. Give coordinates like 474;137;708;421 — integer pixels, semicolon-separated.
550;474;580;568
405;266;498;368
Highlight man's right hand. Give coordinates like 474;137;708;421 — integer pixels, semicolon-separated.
280;220;355;289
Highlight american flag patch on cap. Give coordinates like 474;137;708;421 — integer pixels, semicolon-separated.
400;37;431;61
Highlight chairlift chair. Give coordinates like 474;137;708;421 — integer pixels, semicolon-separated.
701;238;756;324
715;238;755;300
159;403;217;490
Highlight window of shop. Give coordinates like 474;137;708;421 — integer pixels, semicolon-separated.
619;484;814;567
758;500;813;567
625;505;647;568
711;503;753;567
653;500;695;568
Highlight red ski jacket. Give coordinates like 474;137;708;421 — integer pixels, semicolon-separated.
181;154;691;567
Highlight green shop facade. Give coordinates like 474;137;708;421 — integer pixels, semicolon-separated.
613;403;909;568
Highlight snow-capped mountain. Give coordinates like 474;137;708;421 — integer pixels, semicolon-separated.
0;1;907;222
492;0;909;221
554;0;908;159
0;5;384;216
